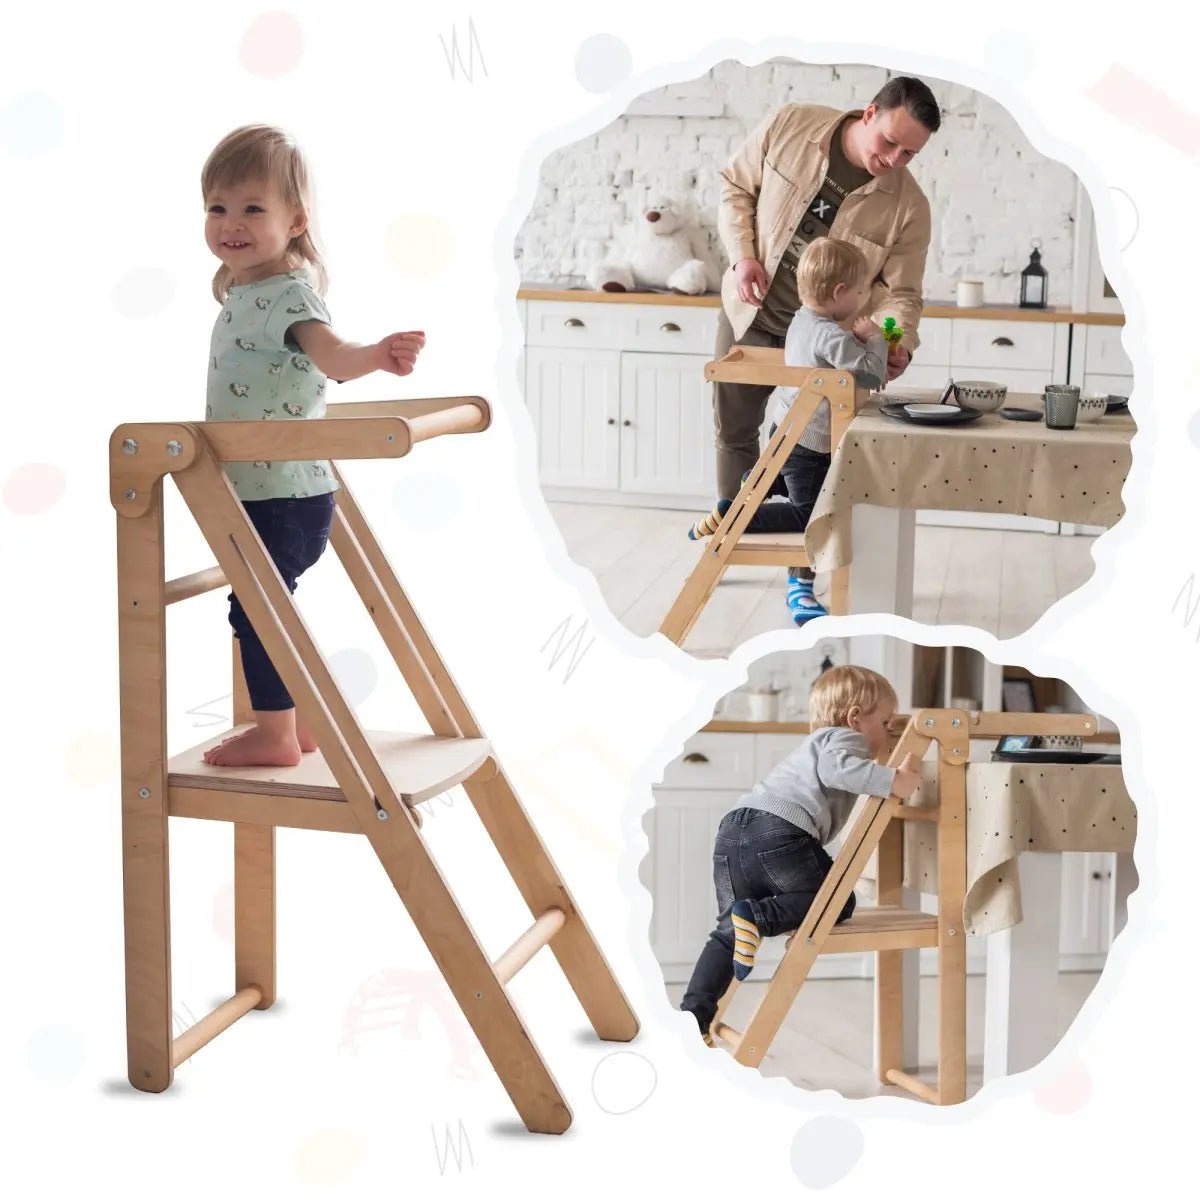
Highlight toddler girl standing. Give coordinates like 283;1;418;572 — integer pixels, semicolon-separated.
200;124;424;768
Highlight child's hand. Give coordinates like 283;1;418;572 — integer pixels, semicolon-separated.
852;316;879;342
891;752;920;799
373;331;426;376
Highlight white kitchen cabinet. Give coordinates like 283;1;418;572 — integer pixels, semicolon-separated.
524;346;620;491
619;352;717;499
649;728;1117;983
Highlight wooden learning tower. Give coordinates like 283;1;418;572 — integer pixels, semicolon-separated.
660;353;857;645
110;395;639;1134
708;707;1096;1103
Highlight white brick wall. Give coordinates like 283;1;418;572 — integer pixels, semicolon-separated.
515;61;1082;306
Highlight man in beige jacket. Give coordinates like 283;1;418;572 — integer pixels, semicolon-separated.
713;76;939;498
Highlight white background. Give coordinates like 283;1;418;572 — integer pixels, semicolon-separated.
1;0;1195;1193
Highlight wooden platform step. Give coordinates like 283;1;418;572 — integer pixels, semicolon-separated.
787;906;939;954
713;531;811;567
168;727;492;808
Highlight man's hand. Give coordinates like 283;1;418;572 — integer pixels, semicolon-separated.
734;259;768;307
372;331;426;377
891;752;921;799
886;343;911;382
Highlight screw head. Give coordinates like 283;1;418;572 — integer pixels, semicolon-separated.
812;376;823;386
124;488;137;501
951;717;961;727
122;438;139;455
838;378;848;386
166;439;183;456
376;808;389;821
138;787;151;799
924;718;934;728
953;746;962;755
949;928;958;936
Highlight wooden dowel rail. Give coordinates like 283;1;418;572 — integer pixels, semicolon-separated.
405;403;488;445
325;395;491;428
172;985;264;1066
164;566;227;605
884;1068;940;1104
492;908;566;985
892;806;939;823
711;1021;743;1051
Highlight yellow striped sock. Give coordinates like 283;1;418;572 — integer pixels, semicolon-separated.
731;904;761;981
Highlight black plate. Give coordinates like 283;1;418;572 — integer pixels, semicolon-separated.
991;749;1121;765
880;402;982;426
1000;406;1043;422
1106;396;1129;413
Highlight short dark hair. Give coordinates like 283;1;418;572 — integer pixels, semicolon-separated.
871;75;942;133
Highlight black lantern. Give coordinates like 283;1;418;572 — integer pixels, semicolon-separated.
1019;241;1048;309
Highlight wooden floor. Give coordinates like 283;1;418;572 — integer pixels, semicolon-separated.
665;972;1099;1100
550;502;1098;656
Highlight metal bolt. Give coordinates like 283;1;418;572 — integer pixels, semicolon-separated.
139;788;151;799
948;928;958;936
386;434;394;442
924;718;934;728
124;489;137;500
475;991;482;999
951;717;961;727
952;747;962;755
838;378;848;386
166;440;183;456
813;376;823;386
122;438;139;455
376;808;389;821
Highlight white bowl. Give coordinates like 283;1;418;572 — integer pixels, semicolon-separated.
1076;393;1107;423
952;380;1007;412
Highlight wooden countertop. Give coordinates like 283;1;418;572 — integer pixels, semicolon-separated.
517;286;1124;326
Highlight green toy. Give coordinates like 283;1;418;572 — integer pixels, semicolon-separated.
881;317;904;346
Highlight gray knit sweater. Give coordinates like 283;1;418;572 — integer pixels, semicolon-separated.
740;726;898;844
771;307;888;454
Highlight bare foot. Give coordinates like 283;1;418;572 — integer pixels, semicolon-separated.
203;727;302;767
295;719;319;754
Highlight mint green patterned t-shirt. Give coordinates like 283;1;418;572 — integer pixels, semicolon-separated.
206;271;339;501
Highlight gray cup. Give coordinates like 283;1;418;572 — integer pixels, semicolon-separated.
1044;385;1080;430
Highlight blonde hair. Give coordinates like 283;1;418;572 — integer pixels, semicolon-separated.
809;665;897;729
201;124;328;302
796;237;869;307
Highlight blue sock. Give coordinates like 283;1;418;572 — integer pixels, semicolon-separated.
786;576;827;626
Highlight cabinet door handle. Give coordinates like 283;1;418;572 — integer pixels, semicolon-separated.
660;322;682;332
682;752;709;764
607;417;616;425
1091;871;1103;880
563;317;585;328
991;336;1014;347
622;419;632;427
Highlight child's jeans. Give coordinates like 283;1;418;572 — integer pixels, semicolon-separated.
227;492;337;712
744;427;830;581
681;807;856;1035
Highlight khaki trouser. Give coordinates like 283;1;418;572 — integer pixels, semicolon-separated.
711;309;812;581
712;308;785;499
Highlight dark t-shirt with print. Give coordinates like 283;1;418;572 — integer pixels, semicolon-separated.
753;117;874;337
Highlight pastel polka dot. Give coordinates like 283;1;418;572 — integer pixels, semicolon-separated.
239;12;304;79
386;214;455;278
294;1128;364;1188
790;1116;865;1188
27;1026;86;1083
591;1050;657;1115
3;463;66;514
982;31;1037;83
0;93;64;157
213;882;235;942
1109;186;1139;252
392;471;464;530
574;34;633;93
65;732;120;788
112;268;177;320
1034;1061;1092;1114
329;647;378;708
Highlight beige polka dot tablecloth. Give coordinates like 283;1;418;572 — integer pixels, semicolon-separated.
804;396;1135;573
895;761;1137;936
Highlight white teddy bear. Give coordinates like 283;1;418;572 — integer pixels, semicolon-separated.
587;195;717;295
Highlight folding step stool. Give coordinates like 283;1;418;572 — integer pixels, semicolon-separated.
707;707;1096;1104
111;396;639;1134
659;351;859;645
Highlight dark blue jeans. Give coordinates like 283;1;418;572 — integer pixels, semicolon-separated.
681;807;856;1035
743;430;830;582
227;492;336;712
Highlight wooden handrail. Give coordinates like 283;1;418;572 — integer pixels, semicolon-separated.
199;417;412;461
172;986;263;1066
406;403;488;445
164;566;227;605
325;395;491;429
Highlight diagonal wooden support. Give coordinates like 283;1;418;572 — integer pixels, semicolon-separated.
659;361;856;645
